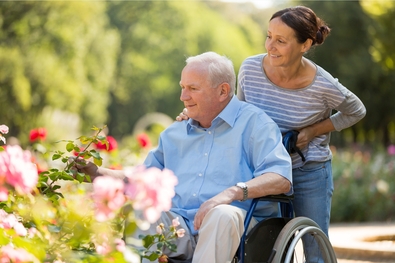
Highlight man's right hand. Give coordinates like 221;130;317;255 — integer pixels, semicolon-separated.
69;157;100;181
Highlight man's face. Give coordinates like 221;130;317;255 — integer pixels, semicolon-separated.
179;64;222;128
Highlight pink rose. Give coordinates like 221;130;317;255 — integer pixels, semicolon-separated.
0;125;9;135
172;217;180;227
0;145;38;195
124;166;178;223
92;176;125;222
176;228;186;238
0;244;39;263
388;145;395;156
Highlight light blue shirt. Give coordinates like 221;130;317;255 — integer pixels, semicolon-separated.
144;96;292;235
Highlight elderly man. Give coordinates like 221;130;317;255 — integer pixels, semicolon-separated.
77;51;292;263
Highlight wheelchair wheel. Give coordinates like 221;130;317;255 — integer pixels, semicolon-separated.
270;217;337;263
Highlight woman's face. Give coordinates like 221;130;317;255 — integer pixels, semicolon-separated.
265;17;307;68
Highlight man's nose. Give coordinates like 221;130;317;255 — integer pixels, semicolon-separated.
180;89;190;101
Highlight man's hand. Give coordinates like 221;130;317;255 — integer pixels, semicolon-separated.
69;157;100;181
193;187;237;230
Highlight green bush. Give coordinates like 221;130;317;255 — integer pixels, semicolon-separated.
331;145;395;222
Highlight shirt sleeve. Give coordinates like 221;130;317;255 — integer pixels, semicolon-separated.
330;86;367;132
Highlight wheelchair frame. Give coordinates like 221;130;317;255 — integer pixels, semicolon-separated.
234;195;337;263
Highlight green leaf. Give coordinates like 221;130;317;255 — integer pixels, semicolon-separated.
142;235;155;248
76;173;85;183
90;150;101;160
93;157;102;167
52;153;62;161
166;242;177;252
59;172;75;181
124;221;137;236
79;136;91;144
66;142;75;152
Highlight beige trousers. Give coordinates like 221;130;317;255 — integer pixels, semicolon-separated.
130;204;257;263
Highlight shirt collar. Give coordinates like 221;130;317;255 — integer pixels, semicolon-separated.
186;95;240;133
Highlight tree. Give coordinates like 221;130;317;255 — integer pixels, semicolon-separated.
295;0;380;146
360;0;395;145
0;2;119;145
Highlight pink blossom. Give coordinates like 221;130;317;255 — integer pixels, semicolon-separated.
388;145;395;156
0;211;27;236
95;242;111;256
0;125;9;135
124;166;178;223
0;244;39;263
0;145;38;195
92;176;125;222
0;187;8;201
172;217;180;227
176;228;186;238
156;224;163;234
115;238;125;252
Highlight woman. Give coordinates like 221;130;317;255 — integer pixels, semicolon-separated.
237;5;366;262
178;5;365;262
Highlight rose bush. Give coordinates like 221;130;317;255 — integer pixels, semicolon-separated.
0;125;183;263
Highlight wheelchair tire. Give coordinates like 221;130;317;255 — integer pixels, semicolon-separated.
270;217;337;263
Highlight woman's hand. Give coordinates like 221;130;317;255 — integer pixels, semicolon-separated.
175;108;189;122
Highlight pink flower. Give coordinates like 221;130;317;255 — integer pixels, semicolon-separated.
0;145;38;195
0;210;27;236
137;133;151;149
0;125;8;135
115;238;125;252
29;128;47;142
124;166;178;223
94;135;118;152
0;186;8;202
0;244;39;263
172;217;180;227
92;176;125;222
0;125;8;145
388;145;395;156
176;228;185;238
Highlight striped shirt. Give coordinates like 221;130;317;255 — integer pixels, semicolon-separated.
237;53;366;168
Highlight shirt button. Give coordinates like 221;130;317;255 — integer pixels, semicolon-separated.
193;193;196;197
208;131;212;134
204;153;208;156
199;173;202;177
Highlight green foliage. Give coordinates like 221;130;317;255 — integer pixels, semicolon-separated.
0;2;119;144
331;146;395;222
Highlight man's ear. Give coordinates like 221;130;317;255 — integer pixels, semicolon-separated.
219;82;231;101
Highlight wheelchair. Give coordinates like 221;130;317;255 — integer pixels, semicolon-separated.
233;194;338;263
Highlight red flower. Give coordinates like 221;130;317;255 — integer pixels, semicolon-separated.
137;133;151;149
94;135;118;152
29;128;47;142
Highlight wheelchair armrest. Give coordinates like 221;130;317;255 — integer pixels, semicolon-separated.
243;194;294;231
256;194;294;203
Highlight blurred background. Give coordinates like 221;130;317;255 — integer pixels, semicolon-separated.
1;0;394;223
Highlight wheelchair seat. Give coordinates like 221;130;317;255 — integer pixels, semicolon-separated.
244;217;291;263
